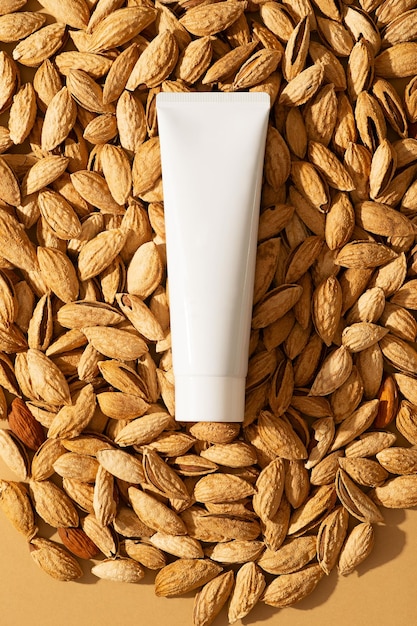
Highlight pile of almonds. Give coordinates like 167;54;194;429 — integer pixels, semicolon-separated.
2;0;417;624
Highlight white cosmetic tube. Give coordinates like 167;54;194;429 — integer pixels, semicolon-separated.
156;92;270;422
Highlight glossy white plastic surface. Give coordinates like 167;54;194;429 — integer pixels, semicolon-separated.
156;92;270;422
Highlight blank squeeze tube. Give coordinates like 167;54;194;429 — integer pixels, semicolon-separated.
156;92;270;422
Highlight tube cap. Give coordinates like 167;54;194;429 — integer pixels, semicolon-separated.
174;376;246;423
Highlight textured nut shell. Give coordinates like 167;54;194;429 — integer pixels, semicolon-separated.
262;564;324;607
30;537;83;581
155;558;223;597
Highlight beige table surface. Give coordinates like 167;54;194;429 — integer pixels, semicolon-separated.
0;450;416;626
